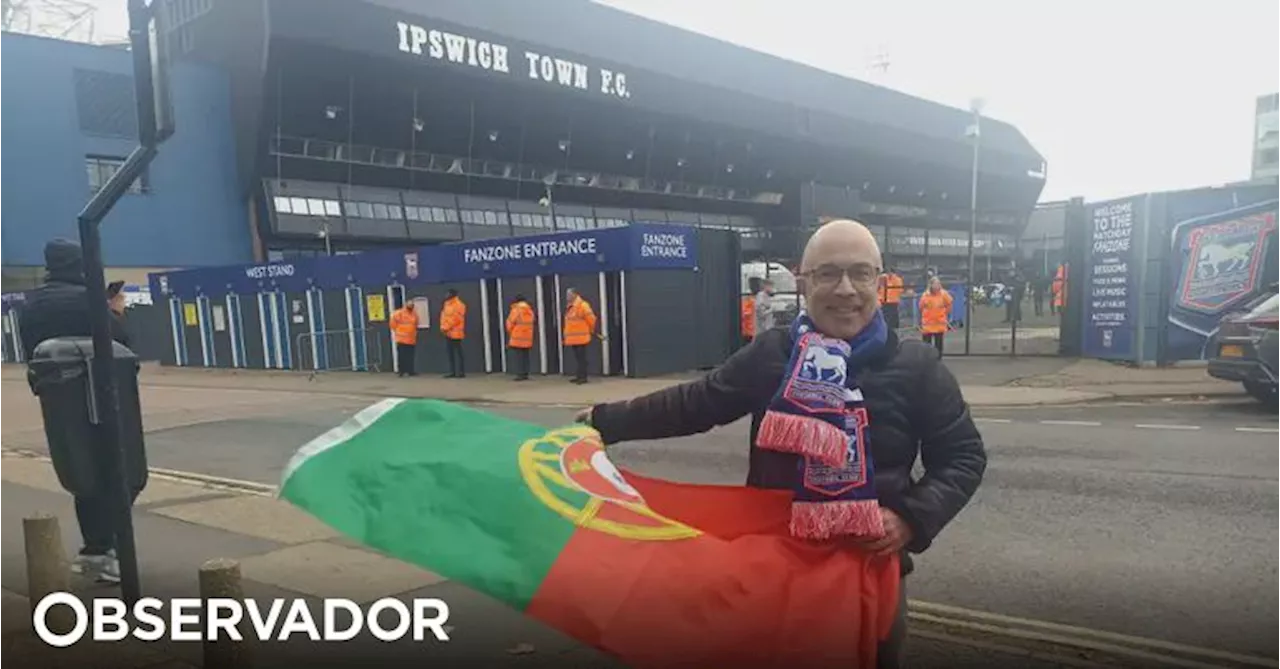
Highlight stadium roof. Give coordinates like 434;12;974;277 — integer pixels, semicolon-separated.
266;0;1045;181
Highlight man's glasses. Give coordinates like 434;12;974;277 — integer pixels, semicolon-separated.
801;264;881;288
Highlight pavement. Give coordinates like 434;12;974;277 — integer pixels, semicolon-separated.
0;350;1255;411
1;356;1275;668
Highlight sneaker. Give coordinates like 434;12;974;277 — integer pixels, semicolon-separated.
72;552;121;584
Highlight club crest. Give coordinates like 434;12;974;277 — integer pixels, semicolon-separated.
1177;213;1275;314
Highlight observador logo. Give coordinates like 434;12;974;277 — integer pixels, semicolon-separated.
517;426;700;541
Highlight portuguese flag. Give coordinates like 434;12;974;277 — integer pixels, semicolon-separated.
279;398;900;668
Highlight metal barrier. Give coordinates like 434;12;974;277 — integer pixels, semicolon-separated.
296;328;386;377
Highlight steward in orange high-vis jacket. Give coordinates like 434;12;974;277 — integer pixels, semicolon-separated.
506;295;535;381
878;269;905;330
917;277;953;357
741;294;757;343
563;287;598;385
440;289;467;378
389;298;419;377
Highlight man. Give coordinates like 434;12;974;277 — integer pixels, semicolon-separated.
505;294;535;381
388;296;419;377
563;287;597;384
19;239;135;584
878;267;905;330
753;278;776;336
105;280;132;348
918;277;953;356
440;289;467;378
576;220;985;668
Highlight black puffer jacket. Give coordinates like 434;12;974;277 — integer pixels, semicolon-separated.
19;239;130;360
590;326;986;575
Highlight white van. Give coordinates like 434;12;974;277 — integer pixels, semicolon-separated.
741;261;805;328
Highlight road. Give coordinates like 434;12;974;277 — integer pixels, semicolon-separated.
9;389;1276;662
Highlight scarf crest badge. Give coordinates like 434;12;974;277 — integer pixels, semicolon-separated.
756;312;887;540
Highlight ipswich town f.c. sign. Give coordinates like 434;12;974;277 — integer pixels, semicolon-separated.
395;21;632;100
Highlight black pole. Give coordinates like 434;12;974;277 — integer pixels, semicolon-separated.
74;0;165;608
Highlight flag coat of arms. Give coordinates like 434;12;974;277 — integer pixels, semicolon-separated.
279;399;900;669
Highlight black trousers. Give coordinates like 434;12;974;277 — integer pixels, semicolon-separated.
923;332;945;356
396;342;416;376
570;344;589;381
446;339;465;377
74;487;139;556
512;347;531;379
882;302;901;330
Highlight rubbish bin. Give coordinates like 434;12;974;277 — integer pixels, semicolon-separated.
27;337;148;498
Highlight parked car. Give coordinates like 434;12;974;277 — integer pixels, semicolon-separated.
1207;286;1279;406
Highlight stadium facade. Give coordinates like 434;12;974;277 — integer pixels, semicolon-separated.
1;0;1047;293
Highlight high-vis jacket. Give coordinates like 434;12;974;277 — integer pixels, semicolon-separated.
1051;265;1067;308
741;295;756;338
506;300;535;349
563;296;597;346
918;290;953;335
879;273;905;305
389;306;419;345
440;296;467;340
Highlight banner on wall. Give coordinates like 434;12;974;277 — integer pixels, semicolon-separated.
1081;197;1142;359
1166;203;1277;361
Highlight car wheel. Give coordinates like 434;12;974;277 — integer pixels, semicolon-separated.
1242;380;1278;408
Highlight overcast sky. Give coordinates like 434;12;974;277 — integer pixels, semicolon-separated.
82;0;1278;203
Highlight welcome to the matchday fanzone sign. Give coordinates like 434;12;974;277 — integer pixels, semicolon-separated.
395;21;633;100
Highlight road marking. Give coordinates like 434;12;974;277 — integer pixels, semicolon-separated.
1235;426;1278;433
1038;420;1102;426
1134;423;1202;431
909;628;1107;668
973;417;1013;424
911;600;1276;668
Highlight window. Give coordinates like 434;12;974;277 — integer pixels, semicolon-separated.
405;206;420;221
387;204;403;220
307;198;326;216
372;203;390;219
85;156;145;194
358;202;374;219
324;200;342;216
273;196;292;213
290;197;308;213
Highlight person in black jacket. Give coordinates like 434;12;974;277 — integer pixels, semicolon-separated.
579;220;986;669
19;239;133;584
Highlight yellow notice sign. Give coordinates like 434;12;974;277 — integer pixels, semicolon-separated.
366;294;387;322
183;303;198;327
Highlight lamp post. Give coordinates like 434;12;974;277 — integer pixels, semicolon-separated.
964;97;984;355
318;218;333;256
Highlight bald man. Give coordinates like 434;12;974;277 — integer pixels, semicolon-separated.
577;219;986;668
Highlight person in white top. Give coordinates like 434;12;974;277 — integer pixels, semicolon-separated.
754;279;776;335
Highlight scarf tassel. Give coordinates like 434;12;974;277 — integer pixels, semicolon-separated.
757;411;848;467
790;499;885;540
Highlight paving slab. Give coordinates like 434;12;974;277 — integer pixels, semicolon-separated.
149;494;339;544
237;541;446;602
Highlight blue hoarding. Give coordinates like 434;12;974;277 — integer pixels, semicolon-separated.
1082;197;1140;359
149;224;699;299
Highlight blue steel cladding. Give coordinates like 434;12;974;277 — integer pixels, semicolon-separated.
150;225;698;299
0;33;251;268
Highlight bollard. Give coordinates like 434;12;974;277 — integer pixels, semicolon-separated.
199;558;252;669
23;514;74;634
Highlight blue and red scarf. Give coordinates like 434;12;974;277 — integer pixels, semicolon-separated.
755;310;888;540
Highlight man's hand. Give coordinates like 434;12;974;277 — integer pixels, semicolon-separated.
574;408;593;425
860;508;913;556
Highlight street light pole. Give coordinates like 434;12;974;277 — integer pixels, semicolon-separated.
319;219;333;256
964;98;983;355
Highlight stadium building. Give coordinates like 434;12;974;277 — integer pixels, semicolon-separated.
2;0;1046;293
